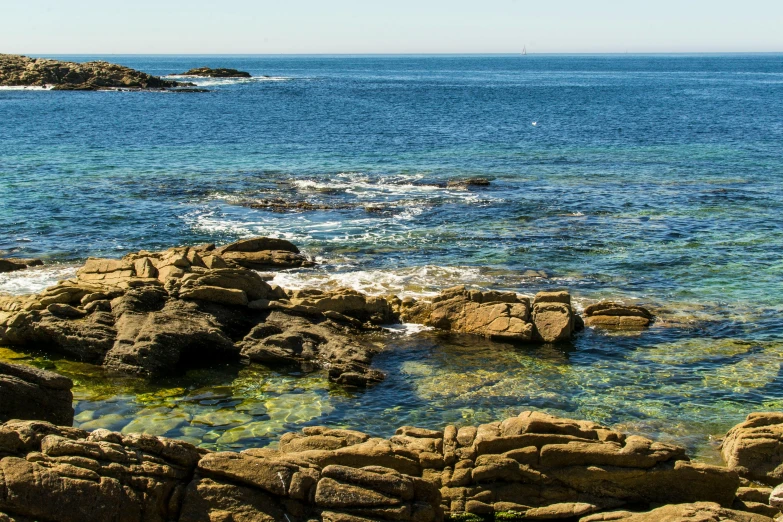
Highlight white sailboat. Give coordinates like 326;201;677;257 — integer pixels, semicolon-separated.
522;45;527;55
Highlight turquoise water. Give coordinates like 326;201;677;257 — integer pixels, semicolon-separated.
1;55;782;460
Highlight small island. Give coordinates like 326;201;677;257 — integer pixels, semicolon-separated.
175;66;252;78
0;54;196;91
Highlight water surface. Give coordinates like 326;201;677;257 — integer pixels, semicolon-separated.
2;54;782;460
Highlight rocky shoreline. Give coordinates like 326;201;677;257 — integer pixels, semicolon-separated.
0;54;196;91
2;238;783;520
0;237;652;387
1;405;783;521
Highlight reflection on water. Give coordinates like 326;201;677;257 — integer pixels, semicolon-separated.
3;322;781;463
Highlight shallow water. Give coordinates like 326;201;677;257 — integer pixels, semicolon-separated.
1;54;782;460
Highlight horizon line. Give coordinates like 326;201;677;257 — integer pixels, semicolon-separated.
9;51;783;57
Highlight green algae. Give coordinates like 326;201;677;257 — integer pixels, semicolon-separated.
2;324;782;461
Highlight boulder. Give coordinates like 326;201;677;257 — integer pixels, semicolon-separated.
0;258;42;273
722;413;783;485
583;301;653;329
532;291;575;343
288;288;396;324
0;362;74;425
400;286;534;342
238;310;384;386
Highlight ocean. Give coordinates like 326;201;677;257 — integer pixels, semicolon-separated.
1;54;782;459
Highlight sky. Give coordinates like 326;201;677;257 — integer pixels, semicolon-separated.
1;0;782;55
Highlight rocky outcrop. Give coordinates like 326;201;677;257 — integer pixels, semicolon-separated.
0;412;751;522
399;287;584;343
0;238;385;386
734;487;781;519
583;302;653;329
0;54;192;90
0;238;658;386
721;413;783;486
0;258;42;273
0;362;73;425
175;67;252;78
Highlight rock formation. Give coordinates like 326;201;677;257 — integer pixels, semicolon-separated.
0;258;42;273
0;239;386;386
0;238;655;387
583;302;653;328
398;287;584;343
0;361;73;425
721;412;783;486
0;411;759;522
175;67;252;78
0;54;193;90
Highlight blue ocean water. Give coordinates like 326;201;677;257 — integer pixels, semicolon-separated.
1;55;783;457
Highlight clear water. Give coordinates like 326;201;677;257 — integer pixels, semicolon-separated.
2;55;783;461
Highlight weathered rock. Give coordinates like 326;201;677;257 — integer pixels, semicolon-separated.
583;301;653;329
0;362;74;425
237;310;384;386
400;286;535;342
0;411;761;522
580;502;774;522
532;291;575;342
176;67;252;78
0;258;42;273
0;53;190;90
722;413;783;485
289;288;396;324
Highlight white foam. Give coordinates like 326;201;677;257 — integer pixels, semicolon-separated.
383;323;434;336
162;75;293;87
0;265;79;296
0;85;53;91
271;265;485;300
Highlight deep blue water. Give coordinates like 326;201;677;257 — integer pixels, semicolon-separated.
1;55;783;458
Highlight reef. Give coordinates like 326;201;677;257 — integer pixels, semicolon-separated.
175;67;252;78
0;238;654;387
1;411;781;521
0;54;194;90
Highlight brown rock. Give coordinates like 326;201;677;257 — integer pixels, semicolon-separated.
583;301;653;329
0;362;74;425
721;412;783;485
403;286;534;342
532;302;573;343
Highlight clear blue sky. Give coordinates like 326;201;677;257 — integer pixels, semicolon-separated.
2;0;781;54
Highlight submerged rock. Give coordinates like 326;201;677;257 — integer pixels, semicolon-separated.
176;67;252;78
446;178;491;189
0;361;74;425
0;54;192;90
0;411;752;522
583;301;653;328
